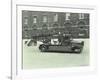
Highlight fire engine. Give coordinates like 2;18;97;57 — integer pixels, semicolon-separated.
38;33;84;53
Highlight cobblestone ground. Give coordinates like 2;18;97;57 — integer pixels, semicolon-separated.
23;39;89;69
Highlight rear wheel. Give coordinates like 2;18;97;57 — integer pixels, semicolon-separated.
81;41;84;46
74;48;81;53
71;46;81;53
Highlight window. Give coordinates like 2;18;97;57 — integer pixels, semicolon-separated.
65;13;70;20
43;15;47;23
33;16;37;24
54;14;58;22
24;17;28;25
79;13;84;19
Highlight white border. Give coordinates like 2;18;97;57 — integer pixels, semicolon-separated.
12;2;97;80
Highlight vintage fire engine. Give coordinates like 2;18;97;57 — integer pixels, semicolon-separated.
38;33;84;53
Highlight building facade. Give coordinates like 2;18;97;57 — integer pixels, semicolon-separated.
22;10;89;39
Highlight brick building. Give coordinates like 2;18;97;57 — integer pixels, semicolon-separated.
22;10;89;39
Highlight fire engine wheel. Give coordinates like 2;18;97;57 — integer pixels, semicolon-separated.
39;45;48;52
74;48;81;53
71;46;81;53
81;41;84;46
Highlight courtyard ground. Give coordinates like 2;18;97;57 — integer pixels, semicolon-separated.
23;39;89;69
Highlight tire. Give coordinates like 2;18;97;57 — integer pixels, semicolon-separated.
71;46;81;53
74;48;81;53
81;41;84;46
39;45;48;52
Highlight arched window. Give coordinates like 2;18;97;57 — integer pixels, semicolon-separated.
42;24;47;28
32;24;37;29
77;21;86;28
53;23;58;27
64;22;72;27
78;21;85;25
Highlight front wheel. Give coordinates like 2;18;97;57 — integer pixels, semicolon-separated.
39;45;48;52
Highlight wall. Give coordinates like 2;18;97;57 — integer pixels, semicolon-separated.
0;0;99;80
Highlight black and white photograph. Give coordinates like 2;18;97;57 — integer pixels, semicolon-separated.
22;10;90;69
10;1;97;80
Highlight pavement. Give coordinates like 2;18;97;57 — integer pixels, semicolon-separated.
23;39;89;69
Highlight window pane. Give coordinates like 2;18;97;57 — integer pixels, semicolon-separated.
33;16;37;23
24;18;28;25
66;13;70;20
54;14;58;22
43;15;47;23
79;13;84;19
